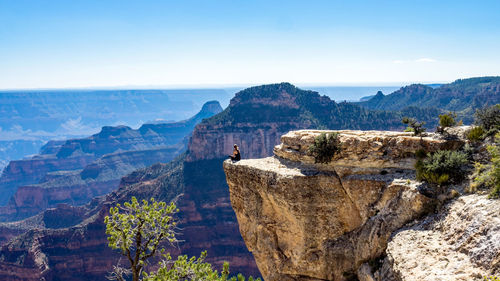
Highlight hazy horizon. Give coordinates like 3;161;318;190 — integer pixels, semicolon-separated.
0;82;410;91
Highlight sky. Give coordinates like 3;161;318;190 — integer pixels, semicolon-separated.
1;0;500;89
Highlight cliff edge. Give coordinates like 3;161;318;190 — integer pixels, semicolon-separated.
224;130;499;281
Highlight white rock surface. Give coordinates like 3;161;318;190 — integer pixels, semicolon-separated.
382;194;500;281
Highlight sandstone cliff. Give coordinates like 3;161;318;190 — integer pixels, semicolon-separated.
224;130;499;281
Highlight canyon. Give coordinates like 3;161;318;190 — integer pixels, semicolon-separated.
0;83;408;280
0;101;223;220
0;81;498;280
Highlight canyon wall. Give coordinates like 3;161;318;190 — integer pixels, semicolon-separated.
0;146;183;221
178;83;409;276
0;83;405;280
0;156;96;205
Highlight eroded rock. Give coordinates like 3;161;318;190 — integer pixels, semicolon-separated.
380;194;500;281
224;130;452;281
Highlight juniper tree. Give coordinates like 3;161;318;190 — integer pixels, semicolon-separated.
439;112;456;128
402;117;426;136
105;197;262;281
105;197;178;281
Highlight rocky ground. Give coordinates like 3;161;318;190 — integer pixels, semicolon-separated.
380;194;500;281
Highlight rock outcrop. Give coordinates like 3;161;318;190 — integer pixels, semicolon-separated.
380;194;500;281
223;130;485;281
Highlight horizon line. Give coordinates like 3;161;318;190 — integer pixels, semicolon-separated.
0;80;453;92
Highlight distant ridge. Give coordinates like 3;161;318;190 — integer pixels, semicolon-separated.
356;76;500;122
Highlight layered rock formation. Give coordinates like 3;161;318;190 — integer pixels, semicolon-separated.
187;83;407;162
0;161;181;281
0;101;222;221
0;201;118;281
0;155;96;205
0;156;255;281
179;84;410;276
0;146;183;221
223;130;494;281
0;100;222;206
55;100;222;159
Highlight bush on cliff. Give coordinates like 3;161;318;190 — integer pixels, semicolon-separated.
466;126;486;143
416;150;469;186
475;104;500;136
472;133;500;198
105;197;261;281
308;132;341;164
402;117;426;136
439;112;457;128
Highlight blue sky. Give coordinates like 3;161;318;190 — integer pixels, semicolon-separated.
1;0;499;89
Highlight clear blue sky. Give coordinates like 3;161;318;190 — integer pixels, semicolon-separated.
1;0;499;89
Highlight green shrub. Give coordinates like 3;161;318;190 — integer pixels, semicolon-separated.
462;143;475;158
308;132;341;164
439;112;456;128
416;150;469;186
466;126;485;142
415;149;427;159
402;117;426;136
484;276;500;281
472;133;500;198
475;104;500;135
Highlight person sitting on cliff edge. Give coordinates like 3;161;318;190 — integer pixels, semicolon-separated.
229;144;241;161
